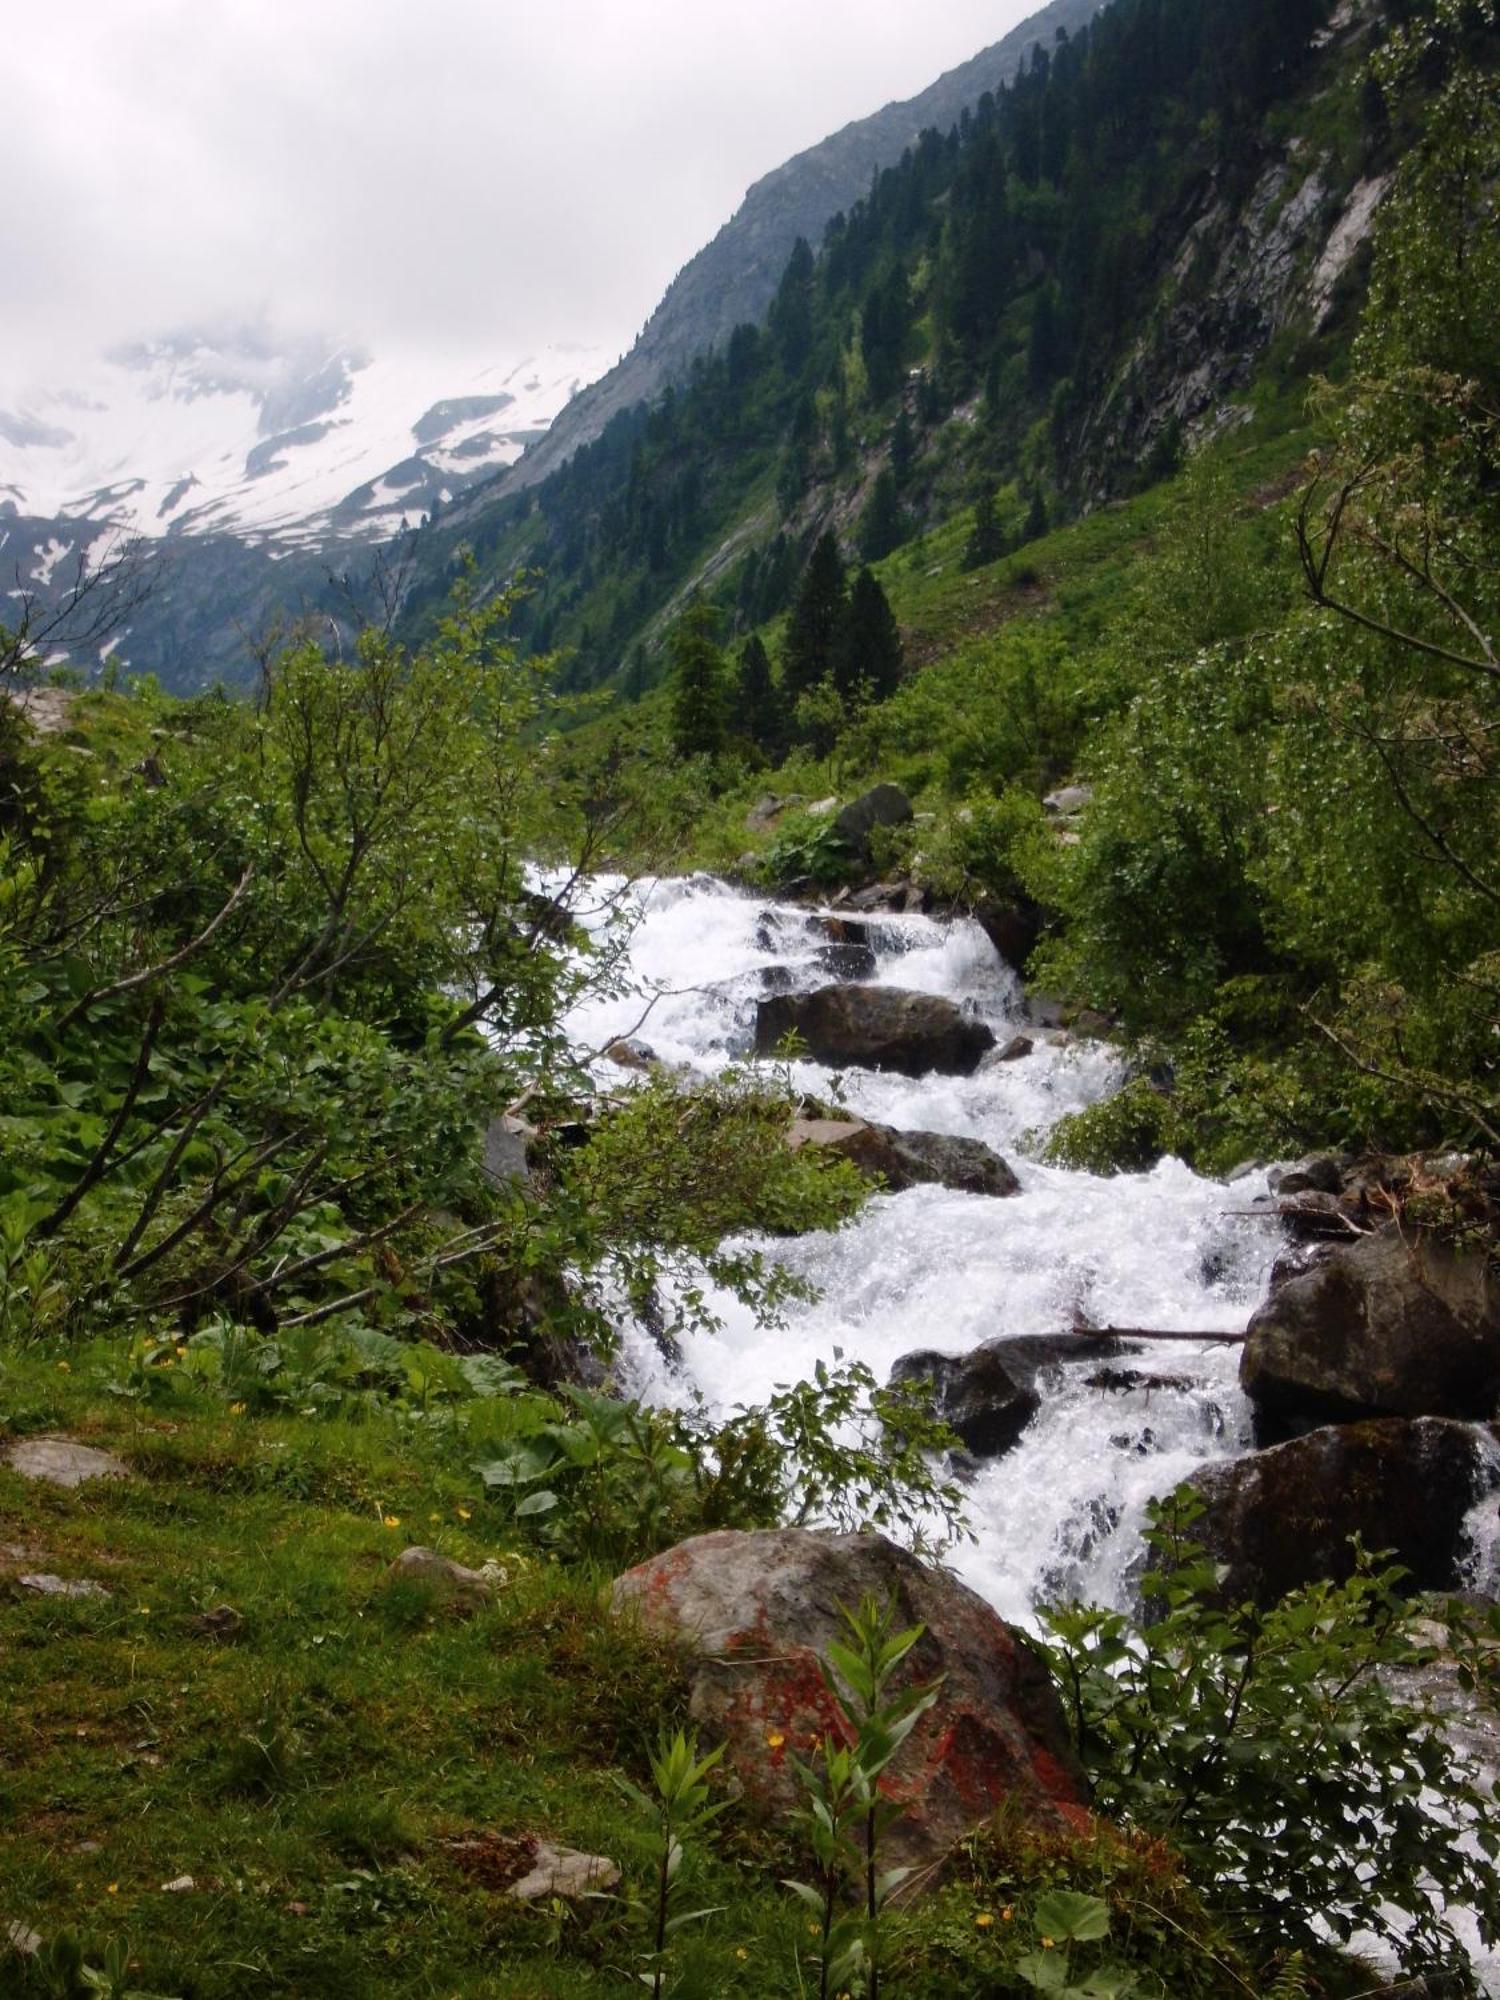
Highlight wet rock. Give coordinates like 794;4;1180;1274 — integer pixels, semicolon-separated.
808;913;871;948
756;984;995;1077
611;1529;1088;1878
813;941;878;981
2;1437;134;1489
986;1035;1035;1065
602;1037;659;1072
1241;1227;1500;1428
18;1573;111;1601
389;1546;504;1607
970;896;1042;973
1268;1154;1345;1197
980;1333;1136;1392
1185;1418;1497;1604
789;1117;1020;1199
833;783;913;859
888;1347;1039;1456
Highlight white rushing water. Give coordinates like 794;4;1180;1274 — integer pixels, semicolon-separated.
562;873;1279;1625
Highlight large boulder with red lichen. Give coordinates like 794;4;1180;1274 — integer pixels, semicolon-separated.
610;1528;1088;1879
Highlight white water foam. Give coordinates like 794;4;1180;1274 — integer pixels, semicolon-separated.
561;873;1277;1621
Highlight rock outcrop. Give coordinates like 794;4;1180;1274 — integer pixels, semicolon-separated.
611;1528;1088;1876
756;984;995;1076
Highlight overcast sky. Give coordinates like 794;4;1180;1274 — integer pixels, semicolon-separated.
7;0;1043;390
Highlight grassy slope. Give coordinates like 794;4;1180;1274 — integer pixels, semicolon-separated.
0;1339;1251;2000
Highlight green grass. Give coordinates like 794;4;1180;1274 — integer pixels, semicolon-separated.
0;1341;1265;1998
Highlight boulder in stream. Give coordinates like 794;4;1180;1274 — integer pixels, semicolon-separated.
756;984;995;1076
1241;1225;1500;1429
611;1528;1088;1878
888;1346;1039;1456
788;1116;1020;1199
1184;1417;1498;1605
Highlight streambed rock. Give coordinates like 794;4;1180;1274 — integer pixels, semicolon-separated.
889;1334;1138;1459
788;1116;1020;1199
1184;1417;1497;1605
1241;1226;1500;1430
611;1528;1088;1877
756;984;995;1076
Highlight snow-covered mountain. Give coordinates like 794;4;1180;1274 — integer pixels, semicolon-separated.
0;325;614;553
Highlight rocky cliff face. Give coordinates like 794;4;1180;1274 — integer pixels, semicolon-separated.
1072;5;1387;493
488;0;1104;503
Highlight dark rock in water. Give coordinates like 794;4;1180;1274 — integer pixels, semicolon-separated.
1268;1154;1345;1197
1185;1418;1497;1604
889;1345;1039;1456
809;913;871;947
611;1528;1088;1878
987;1035;1035;1065
970;896;1042;973
813;941;878;980
980;1333;1136;1391
1241;1226;1500;1428
602;1037;658;1072
889;1332;1136;1457
788;1117;1020;1199
833;783;913;859
756;984;995;1076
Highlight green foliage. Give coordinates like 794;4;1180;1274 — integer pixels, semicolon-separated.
616;1728;729;1999
1042;1490;1500;1983
785;1594;942;2000
669;600;730;760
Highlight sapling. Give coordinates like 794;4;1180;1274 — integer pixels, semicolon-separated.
615;1726;728;1998
785;1592;942;2000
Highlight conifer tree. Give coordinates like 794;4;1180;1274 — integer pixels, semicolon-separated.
668;600;728;759
889;409;915;488
733;633;782;757
1024;485;1050;542
858;468;907;563
782;531;848;699
962;480;1006;571
835;568;904;703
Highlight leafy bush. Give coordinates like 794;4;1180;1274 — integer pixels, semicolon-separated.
1041;1491;1500;1984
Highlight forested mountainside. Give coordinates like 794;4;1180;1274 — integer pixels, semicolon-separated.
495;0;1105;494
400;0;1379;693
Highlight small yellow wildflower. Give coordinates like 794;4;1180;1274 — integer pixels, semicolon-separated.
974;1912;994;1928
735;1948;748;1961
1040;1936;1055;1949
229;1402;246;1415
1001;1906;1014;1921
428;1513;440;1524
56;1360;71;1372
456;1507;472;1521
383;1515;401;1529
765;1731;786;1750
106;1883;118;1895
136;1605;151;1616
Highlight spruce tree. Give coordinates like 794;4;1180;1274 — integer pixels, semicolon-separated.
733;633;782;757
668;601;728;759
1024;485;1050;542
782;531;848;699
858;468;907;563
890;409;915;488
835;568;904;702
962;480;1006;571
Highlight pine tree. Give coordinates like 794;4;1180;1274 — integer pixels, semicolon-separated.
668;601;728;759
962;480;1006;571
835;568;904;702
782;531;848;699
858;468;907;563
732;633;782;757
1024;485;1050;542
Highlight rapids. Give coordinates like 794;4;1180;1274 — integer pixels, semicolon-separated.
561;873;1276;1624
